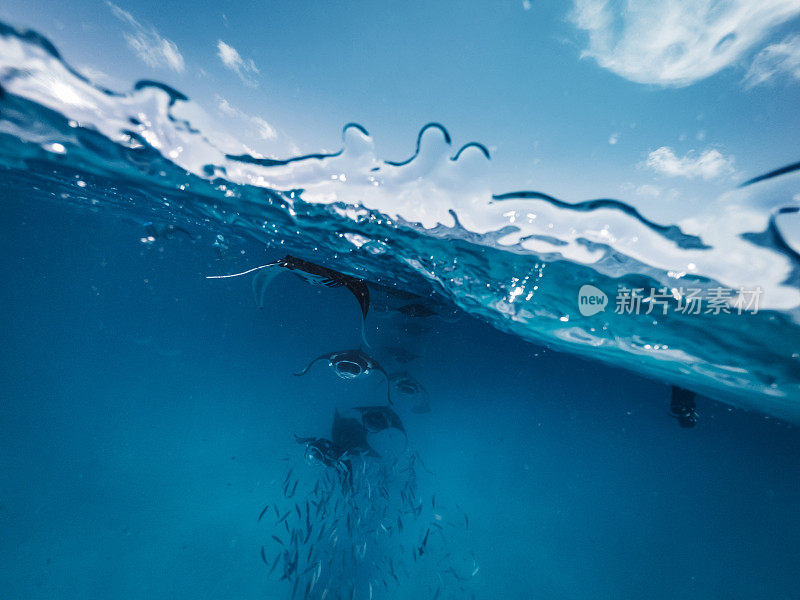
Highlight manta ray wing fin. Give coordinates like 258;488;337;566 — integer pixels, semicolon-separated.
360;319;372;349
372;360;392;405
251;267;284;308
344;279;370;320
293;354;331;377
281;255;370;319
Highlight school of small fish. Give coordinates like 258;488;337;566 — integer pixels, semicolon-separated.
259;449;478;599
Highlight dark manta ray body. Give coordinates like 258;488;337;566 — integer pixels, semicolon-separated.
142;221;193;241
398;303;438;318
207;254;369;317
296;405;407;469
294;435;355;482
294;349;392;404
391;372;431;413
346;405;408;458
274;255;369;319
351;406;406;437
381;345;421;364
669;386;698;428
294;436;341;467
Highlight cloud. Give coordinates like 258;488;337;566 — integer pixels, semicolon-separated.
216;96;239;117
743;34;800;87
77;65;120;88
250;116;277;140
215;95;277;140
635;184;661;197
217;40;259;87
107;2;185;72
646;147;734;179
570;0;800;86
608;132;619;145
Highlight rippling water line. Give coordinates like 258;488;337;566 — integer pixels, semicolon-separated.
1;21;799;418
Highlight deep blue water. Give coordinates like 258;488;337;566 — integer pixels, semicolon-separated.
2;183;800;600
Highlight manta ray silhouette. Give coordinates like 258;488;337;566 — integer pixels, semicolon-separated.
295;405;407;466
206;254;371;343
207;254;369;315
391;371;431;413
343;405;408;458
142;221;193;241
669;386;698;428
397;303;438;318
294;349;392;404
381;345;421;364
351;405;406;437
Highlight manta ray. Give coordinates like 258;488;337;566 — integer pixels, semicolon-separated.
207;254;371;342
391;371;431;413
142;221;193;242
296;405;407;466
381;345;421;364
294;349;392;404
351;405;406;438
207;254;369;316
669;386;698;428
341;405;407;458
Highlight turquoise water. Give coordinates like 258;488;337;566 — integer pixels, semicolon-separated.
1;20;800;600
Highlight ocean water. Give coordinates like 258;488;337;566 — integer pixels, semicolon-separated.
1;20;800;600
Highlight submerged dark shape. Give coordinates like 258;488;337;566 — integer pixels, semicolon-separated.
294;349;392;404
335;405;407;458
380;287;425;302
294;405;407;484
293;433;357;491
141;221;193;242
393;375;423;395
669;386;698;428
398;303;438;318
391;372;430;413
381;345;422;364
207;254;369;320
370;283;461;325
296;405;407;464
351;406;407;437
294;435;348;469
331;409;373;454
